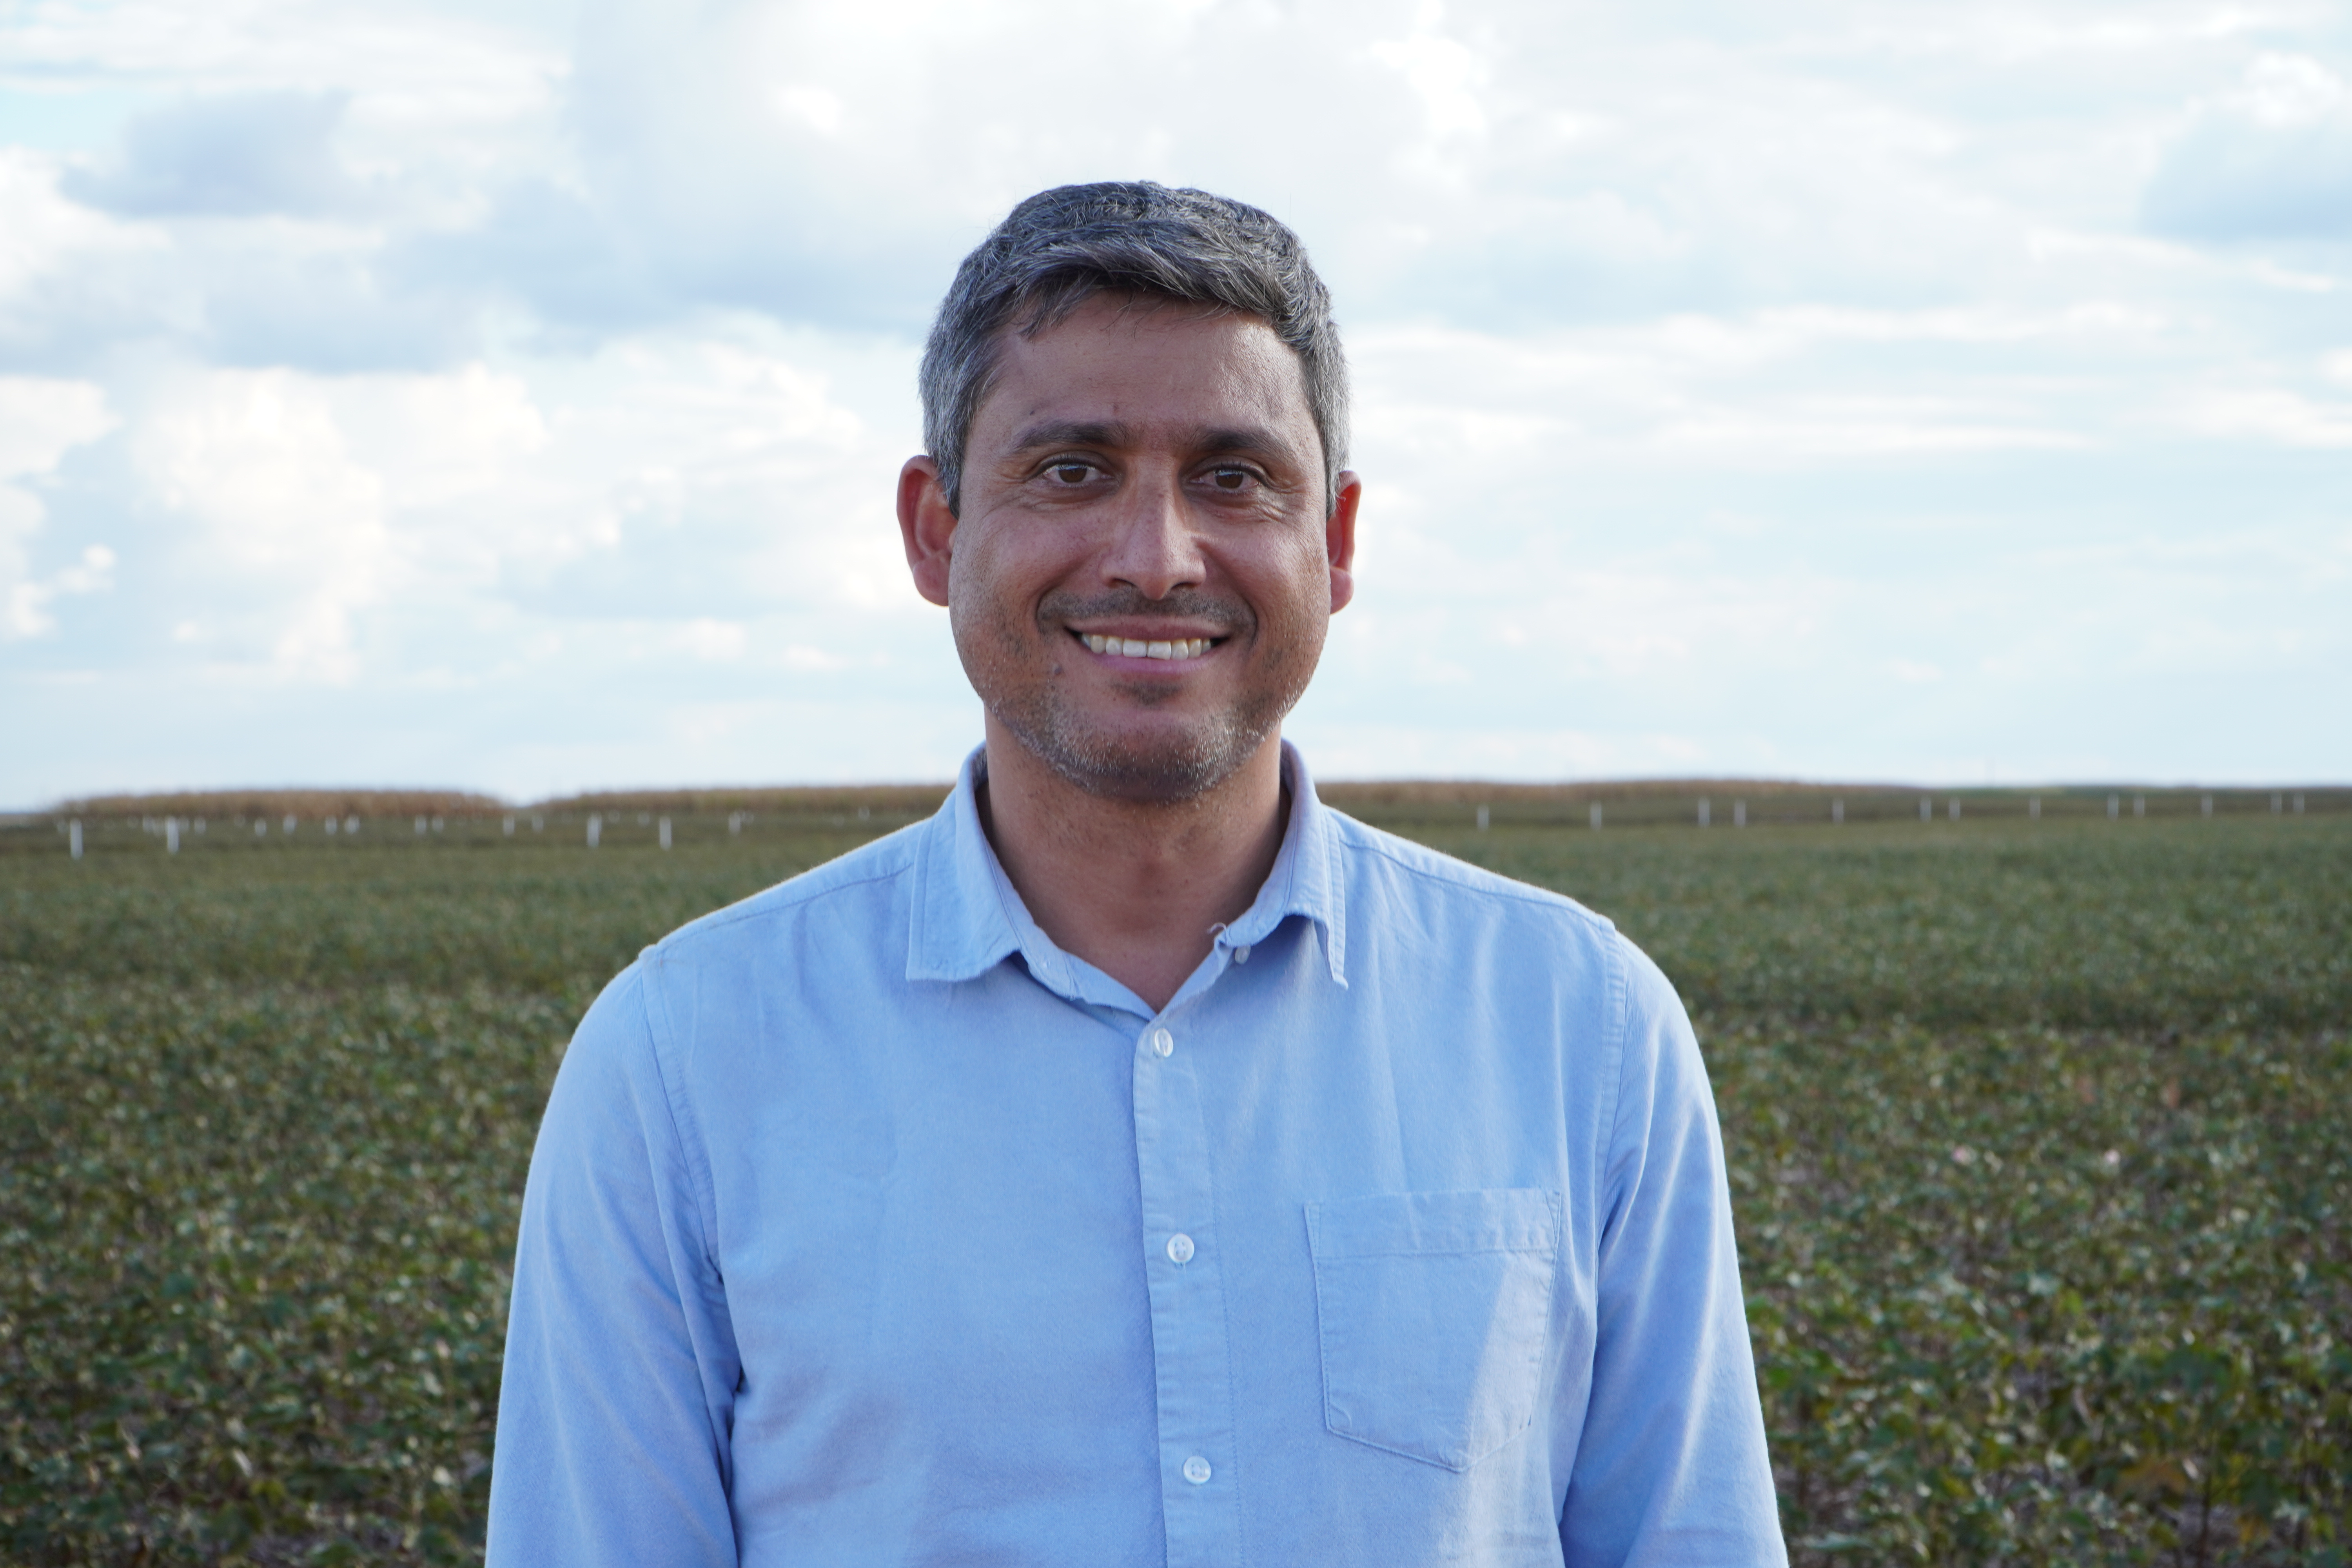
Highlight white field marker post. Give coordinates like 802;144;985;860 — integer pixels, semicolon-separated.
415;815;427;837
1832;799;1843;825
659;816;673;851
2109;794;2120;820
1920;797;1932;823
165;817;180;854
587;813;602;849
2296;792;2305;815
1950;797;1961;821
1590;802;1602;830
2134;793;2145;818
728;811;742;837
504;814;516;837
1477;805;1489;831
69;819;83;860
1699;798;1711;828
2203;793;2213;818
1735;800;1747;828
284;815;296;837
325;816;337;837
346;816;358;836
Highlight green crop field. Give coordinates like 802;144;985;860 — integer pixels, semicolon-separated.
1;800;2346;1565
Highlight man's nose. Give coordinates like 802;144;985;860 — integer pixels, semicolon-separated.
1098;471;1205;601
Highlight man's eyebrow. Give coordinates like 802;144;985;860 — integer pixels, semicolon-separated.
1003;419;1131;454
1001;420;1299;460
1192;427;1292;458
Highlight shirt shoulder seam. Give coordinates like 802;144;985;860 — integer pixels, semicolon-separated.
1595;927;1635;1263
645;846;917;956
1334;818;1610;916
633;951;725;1278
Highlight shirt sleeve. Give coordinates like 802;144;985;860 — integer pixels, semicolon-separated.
487;960;742;1567
1558;935;1787;1568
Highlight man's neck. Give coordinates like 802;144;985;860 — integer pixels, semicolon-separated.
975;718;1290;1014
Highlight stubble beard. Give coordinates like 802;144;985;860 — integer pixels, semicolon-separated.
958;587;1315;806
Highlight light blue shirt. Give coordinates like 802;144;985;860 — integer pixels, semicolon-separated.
488;744;1785;1567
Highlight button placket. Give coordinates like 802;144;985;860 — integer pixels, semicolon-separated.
1130;1013;1241;1566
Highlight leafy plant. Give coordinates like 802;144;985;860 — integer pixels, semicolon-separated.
0;812;2344;1564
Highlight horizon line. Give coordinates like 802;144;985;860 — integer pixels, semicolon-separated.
15;777;2349;818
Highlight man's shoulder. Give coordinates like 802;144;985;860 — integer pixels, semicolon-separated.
1324;807;1618;941
642;818;926;967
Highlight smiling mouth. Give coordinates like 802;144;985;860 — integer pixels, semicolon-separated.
1075;632;1218;661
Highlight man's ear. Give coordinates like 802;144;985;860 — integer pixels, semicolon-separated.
897;456;956;608
1325;470;1362;615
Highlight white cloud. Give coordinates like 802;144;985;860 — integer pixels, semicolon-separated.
771;85;846;140
678;617;748;661
781;643;846;672
0;375;113;480
137;369;391;678
0;374;116;639
2;527;114;641
64;91;358;218
2;0;2350;798
1368;13;1495;157
2143;51;2352;239
2175;385;2352;445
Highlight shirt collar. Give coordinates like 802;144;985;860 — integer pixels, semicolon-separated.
906;739;1347;992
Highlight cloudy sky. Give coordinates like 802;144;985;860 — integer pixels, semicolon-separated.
2;0;2347;804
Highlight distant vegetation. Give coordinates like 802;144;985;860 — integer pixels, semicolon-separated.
52;790;510;822
37;779;2350;830
1;800;2345;1564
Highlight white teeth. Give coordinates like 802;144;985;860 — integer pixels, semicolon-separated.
1082;633;1214;659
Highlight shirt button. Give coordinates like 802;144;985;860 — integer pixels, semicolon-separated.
1232;945;1250;965
1182;1455;1212;1485
1150;1027;1174;1058
1166;1232;1195;1265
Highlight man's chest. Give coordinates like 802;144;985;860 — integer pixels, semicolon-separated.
680;930;1604;1566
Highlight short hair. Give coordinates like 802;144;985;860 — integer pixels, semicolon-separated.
919;181;1349;514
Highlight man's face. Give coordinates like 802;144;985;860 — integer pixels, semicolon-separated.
900;294;1359;804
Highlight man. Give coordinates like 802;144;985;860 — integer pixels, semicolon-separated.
488;182;1785;1566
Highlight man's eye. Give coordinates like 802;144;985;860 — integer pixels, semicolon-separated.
1049;462;1094;485
1207;467;1252;492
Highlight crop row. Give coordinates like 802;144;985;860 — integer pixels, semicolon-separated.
0;814;2345;1563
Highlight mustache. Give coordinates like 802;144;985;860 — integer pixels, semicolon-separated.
1039;586;1253;636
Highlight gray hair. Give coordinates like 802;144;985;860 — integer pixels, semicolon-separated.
919;181;1349;514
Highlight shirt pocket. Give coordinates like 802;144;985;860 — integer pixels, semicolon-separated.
1305;1188;1563;1473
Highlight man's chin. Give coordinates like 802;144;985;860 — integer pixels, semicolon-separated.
1012;713;1274;806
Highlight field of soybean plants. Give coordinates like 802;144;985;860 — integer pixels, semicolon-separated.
1;791;2346;1565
